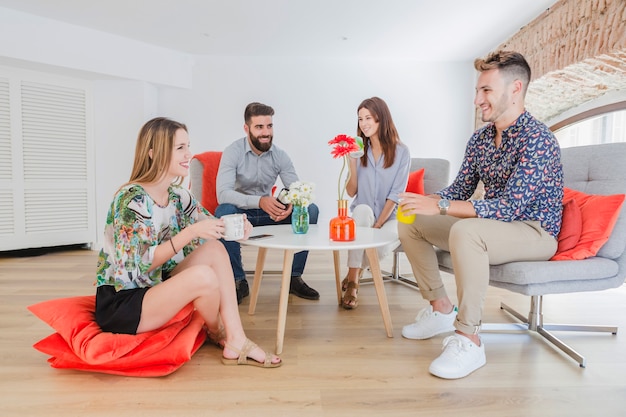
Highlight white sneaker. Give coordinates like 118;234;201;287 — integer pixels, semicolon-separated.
429;334;486;379
401;305;457;340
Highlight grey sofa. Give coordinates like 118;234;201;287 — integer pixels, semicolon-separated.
189;157;206;207
436;142;626;367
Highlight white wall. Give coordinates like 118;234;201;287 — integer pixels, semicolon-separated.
0;6;195;249
159;56;475;223
0;6;194;88
0;7;477;248
93;80;159;239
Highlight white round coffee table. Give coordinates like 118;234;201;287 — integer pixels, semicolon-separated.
241;224;399;354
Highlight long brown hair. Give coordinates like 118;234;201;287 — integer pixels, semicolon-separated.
128;117;188;186
356;97;400;168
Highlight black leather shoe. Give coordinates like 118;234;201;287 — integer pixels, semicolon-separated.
235;279;249;305
289;276;320;300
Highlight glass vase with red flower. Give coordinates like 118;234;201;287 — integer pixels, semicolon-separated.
329;199;355;241
328;134;363;242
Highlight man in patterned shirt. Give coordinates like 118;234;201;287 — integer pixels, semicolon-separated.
397;51;563;379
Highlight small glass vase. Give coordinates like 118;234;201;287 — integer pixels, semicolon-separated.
329;199;355;241
291;204;309;234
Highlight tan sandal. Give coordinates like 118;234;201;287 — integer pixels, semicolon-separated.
342;270;364;291
222;338;282;368
206;326;226;348
342;281;359;310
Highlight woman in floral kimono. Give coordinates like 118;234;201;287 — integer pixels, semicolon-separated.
95;117;281;368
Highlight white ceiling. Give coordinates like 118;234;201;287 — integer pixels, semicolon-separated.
0;0;557;60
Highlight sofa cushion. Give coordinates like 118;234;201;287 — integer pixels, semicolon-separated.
553;198;582;256
489;257;619;286
551;188;625;261
437;248;620;295
596;205;626;259
405;168;425;195
192;151;222;214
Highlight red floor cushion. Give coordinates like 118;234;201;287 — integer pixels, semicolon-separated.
28;295;206;377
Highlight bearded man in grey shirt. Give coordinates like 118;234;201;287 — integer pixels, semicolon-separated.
215;102;320;304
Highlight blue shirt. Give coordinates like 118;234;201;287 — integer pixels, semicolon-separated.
217;137;299;209
437;111;563;238
351;142;411;220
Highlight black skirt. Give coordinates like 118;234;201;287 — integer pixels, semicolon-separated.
95;285;149;334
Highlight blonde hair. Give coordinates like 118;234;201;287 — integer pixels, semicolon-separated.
127;117;188;186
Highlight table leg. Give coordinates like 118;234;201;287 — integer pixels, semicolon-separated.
365;247;394;337
275;249;295;354
248;247;268;315
333;250;342;305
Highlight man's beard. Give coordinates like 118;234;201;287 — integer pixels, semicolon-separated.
250;132;273;153
481;92;509;123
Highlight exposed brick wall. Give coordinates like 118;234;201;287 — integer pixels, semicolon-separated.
495;0;626;123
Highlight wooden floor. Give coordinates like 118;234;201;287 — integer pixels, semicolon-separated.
1;245;626;417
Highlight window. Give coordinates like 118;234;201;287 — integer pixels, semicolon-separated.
553;103;626;149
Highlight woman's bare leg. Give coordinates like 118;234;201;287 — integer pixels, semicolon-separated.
138;264;220;332
140;240;280;364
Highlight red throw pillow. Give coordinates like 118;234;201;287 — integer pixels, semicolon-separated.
192;151;222;214
551;188;625;261
28;295;206;377
406;168;425;195
553;198;583;256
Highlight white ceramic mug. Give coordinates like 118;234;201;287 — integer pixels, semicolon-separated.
222;214;245;241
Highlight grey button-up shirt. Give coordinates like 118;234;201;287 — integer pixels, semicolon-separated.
217;137;299;209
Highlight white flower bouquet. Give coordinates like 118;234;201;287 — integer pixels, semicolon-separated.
282;181;315;207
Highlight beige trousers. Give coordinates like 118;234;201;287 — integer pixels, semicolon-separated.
398;214;557;335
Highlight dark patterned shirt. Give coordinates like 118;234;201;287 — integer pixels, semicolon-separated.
437;111;563;238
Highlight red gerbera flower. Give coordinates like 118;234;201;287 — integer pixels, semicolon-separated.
328;134;362;200
328;134;359;159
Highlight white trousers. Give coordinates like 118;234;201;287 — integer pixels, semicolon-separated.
347;204;400;269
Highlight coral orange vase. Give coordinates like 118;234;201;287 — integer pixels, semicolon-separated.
329;200;356;241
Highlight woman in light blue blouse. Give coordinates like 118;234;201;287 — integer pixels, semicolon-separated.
341;97;411;309
95;117;281;368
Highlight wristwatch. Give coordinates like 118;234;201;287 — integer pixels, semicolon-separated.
437;198;450;215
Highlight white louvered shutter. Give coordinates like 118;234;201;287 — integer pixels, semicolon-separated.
0;68;95;251
0;77;13;239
